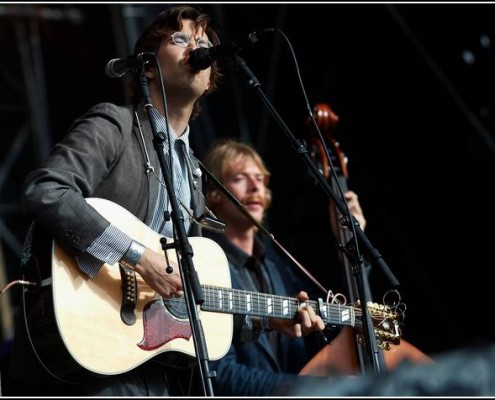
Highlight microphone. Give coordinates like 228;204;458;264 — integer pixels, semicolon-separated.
105;52;155;78
189;28;274;71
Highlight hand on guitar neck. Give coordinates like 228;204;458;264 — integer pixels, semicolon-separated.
265;291;325;338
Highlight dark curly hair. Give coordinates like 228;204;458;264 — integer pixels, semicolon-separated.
129;5;222;120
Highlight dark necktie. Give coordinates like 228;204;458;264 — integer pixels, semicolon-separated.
173;139;191;233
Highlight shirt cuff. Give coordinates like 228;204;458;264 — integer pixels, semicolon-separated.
76;224;133;278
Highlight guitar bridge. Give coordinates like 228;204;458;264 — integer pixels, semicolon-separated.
119;266;137;325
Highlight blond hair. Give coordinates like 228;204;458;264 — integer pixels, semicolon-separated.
203;139;272;210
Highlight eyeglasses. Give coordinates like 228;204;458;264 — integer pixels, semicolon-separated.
170;32;213;49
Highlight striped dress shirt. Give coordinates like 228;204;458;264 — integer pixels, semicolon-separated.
76;108;193;277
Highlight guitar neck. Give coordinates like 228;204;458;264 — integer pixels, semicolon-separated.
201;284;356;328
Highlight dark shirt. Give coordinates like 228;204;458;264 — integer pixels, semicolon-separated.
204;230;332;396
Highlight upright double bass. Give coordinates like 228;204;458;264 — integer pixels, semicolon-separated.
300;103;431;377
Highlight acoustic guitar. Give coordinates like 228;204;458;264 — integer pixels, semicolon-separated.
21;197;401;382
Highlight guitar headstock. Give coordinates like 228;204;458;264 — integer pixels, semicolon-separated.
365;301;402;349
351;293;404;350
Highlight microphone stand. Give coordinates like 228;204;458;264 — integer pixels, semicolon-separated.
137;73;215;396
233;54;399;375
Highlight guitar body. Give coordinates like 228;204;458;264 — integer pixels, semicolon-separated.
22;198;233;382
22;224;88;383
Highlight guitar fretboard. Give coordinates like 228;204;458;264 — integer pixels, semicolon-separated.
201;284;356;328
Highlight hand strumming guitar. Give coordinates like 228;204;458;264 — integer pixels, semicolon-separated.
135;248;184;299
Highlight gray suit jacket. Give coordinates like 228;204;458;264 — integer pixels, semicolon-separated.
7;102;206;394
22;102;205;259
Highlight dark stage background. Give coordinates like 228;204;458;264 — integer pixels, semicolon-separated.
1;2;495;365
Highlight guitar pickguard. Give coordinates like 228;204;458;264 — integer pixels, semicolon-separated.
139;298;191;350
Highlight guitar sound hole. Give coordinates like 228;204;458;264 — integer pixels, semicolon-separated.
163;297;189;320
